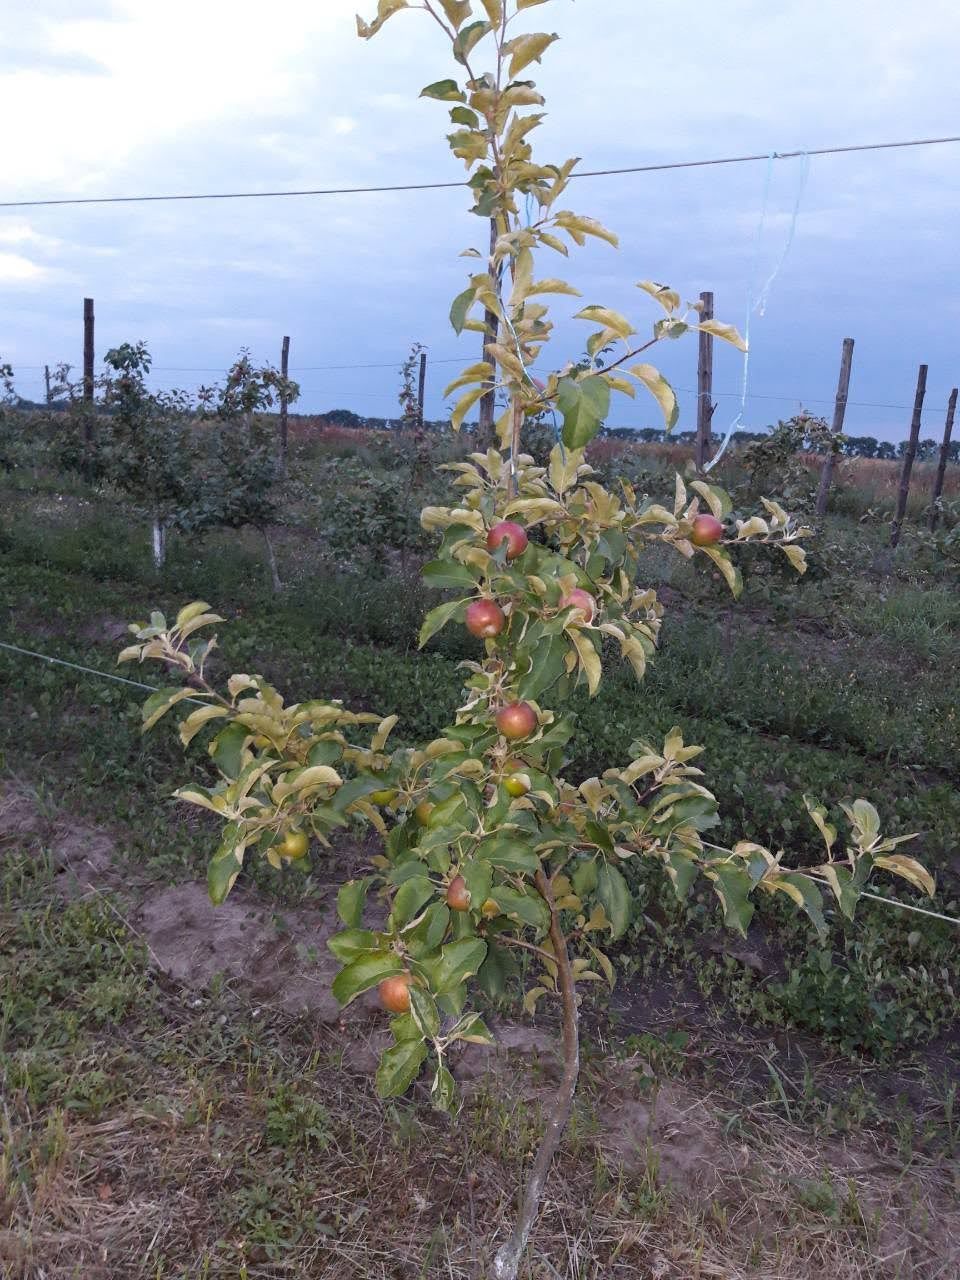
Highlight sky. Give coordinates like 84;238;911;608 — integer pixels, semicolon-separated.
2;0;959;443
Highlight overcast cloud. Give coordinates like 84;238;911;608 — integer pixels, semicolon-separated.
2;0;959;441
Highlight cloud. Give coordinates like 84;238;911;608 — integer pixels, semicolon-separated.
0;253;52;282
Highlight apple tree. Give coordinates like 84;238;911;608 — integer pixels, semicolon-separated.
120;5;935;1276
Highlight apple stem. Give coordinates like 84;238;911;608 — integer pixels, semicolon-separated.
491;870;579;1280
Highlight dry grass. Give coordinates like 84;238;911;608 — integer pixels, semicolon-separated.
1;785;956;1280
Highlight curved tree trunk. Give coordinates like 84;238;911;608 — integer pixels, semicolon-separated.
491;871;579;1280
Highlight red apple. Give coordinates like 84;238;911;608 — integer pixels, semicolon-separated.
690;514;725;547
465;599;506;638
495;701;538;740
446;875;471;911
378;973;412;1013
559;587;596;623
486;521;528;561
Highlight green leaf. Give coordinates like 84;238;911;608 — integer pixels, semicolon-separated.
207;837;242;906
517;631;568;700
391;875;436;929
430;1063;457;1113
327;928;380;962
572;858;598;899
450;104;480;128
418;597;471;648
409;984;441;1039
337;878;369;928
487;885;550;935
420;78;465;102
307;739;342;766
477;939;517;997
475;835;540;873
209;721;249;779
461;858;493;911
422;559;477;590
449;286;476;334
453;19;492;62
428;938;488;993
332;951;404;1007
664;852;699;902
765;872;828;939
708;865;755;936
596;862;632;940
629;363;679;430
375;1039;428;1098
558;374;610;449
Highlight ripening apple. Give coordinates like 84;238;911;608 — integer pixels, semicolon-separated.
278;829;309;860
690;514;725;546
502;759;531;797
559;587;596;624
369;788;397;806
465;599;506;639
486;521;528;560
446;874;471;911
414;799;435;825
495;701;538;740
378;973;412;1013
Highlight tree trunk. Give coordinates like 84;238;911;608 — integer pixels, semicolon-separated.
929;387;957;530
815;337;854;517
891;364;927;548
262;527;282;593
478;217;500;450
491;872;579;1280
151;517;167;573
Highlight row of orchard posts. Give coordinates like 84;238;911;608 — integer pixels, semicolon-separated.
692;296;957;544
70;295;957;543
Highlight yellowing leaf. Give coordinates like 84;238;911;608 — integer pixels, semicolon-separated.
568;629;601;696
736;516;769;539
694;319;747;352
179;704;230;747
699;545;743;598
781;543;808;574
574;304;635;340
506;31;558;77
356;0;410;39
637;280;681;313
873;855;935;897
629;363;679;430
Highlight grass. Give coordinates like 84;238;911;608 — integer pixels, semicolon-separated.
2;848;956;1278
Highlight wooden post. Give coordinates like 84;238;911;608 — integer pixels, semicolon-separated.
890;363;928;548
815;337;855;517
44;364;51;404
929;387;958;530
416;350;427;430
279;334;290;476
83;296;95;441
478;216;499;447
695;291;714;471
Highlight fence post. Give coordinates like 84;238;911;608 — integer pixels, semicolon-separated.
890;363;928;548
478;216;499;447
44;364;51;405
416;350;427;430
815;337;855;517
83;297;95;441
695;290;714;471
279;334;290;476
929;387;958;530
